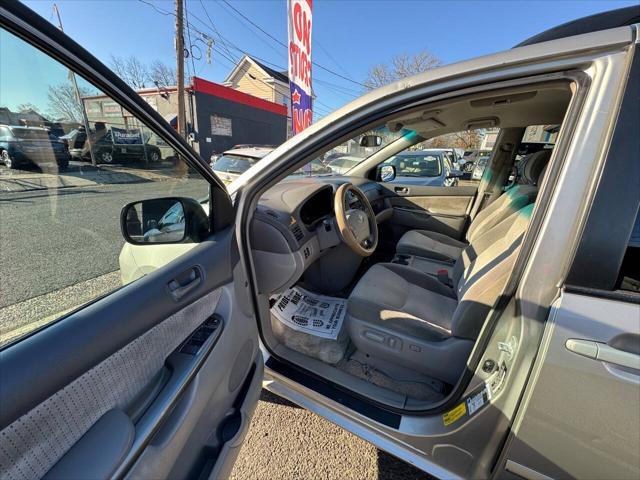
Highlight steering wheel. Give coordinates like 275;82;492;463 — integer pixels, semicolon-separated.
334;183;378;257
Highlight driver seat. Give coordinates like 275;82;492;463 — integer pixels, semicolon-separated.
346;204;533;385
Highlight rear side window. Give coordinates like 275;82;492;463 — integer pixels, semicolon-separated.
387;154;442;177
618;210;640;293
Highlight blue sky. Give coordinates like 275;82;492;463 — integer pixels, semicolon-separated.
14;0;640;117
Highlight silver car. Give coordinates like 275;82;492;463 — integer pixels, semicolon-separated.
210;146;273;185
2;4;639;480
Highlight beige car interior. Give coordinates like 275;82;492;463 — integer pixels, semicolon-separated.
250;81;572;409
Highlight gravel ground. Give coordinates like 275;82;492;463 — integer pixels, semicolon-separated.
230;390;431;480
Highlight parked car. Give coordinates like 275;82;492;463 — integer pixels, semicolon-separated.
383;149;462;186
3;4;639;480
0;124;70;171
461;149;479;173
471;150;492;180
60;127;162;164
327;155;362;175
211;146;273;185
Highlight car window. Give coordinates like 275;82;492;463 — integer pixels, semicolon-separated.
0;27;210;347
618;209;640;293
386;154;442;177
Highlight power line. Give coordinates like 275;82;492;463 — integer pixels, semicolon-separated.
216;0;366;88
197;0;236;61
138;0;363;93
219;0;286;49
184;0;197;77
216;0;282;58
137;0;349;112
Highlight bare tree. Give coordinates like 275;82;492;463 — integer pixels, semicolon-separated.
451;130;482;149
110;55;150;89
150;60;177;87
420;131;483;150
364;50;442;90
15;103;42;113
46;83;92;122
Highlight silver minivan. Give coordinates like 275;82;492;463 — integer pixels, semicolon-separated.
1;4;638;480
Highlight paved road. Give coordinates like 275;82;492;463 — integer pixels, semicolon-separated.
0;177;208;308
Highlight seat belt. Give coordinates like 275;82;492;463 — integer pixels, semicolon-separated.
469;139;517;220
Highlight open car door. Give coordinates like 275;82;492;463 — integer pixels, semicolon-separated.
0;3;261;479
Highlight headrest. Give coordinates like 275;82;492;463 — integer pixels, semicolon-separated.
519;150;552;185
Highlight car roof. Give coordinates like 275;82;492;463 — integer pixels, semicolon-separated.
1;125;48;131
516;5;640;47
223;147;273;159
397;150;443;156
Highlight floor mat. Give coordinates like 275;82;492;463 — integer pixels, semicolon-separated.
270;287;350;364
336;351;446;402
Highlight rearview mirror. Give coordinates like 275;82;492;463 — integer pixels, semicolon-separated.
379;164;396;182
359;134;382;148
120;197;209;245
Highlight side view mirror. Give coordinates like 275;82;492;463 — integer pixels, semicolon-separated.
359;134;382;148
378;164;396;182
446;169;463;179
120;197;209;245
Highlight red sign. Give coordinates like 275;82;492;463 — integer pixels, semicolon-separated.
288;0;313;134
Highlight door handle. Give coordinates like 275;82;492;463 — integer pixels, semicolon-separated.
168;267;202;301
394;187;409;194
565;339;640;370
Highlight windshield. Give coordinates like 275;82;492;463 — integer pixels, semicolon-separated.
385;153;442;177
295;126;416;177
329;157;361;169
213;154;259;174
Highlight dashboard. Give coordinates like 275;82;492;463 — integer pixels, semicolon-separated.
250;177;392;294
299;187;333;228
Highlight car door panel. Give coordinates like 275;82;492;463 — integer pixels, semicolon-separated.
0;229;262;480
382;185;477;240
501;292;640;479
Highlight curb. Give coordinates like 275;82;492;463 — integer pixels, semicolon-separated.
0;169;174;193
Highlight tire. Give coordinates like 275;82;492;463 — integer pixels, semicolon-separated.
463;162;474;173
1;150;15;169
99;150;114;164
149;150;160;162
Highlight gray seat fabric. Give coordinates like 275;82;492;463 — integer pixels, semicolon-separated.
396;150;550;262
347;204;534;383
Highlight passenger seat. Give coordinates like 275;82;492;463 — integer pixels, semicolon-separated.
395;150;551;262
348;204;536;384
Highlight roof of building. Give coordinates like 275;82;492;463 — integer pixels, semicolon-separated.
223;55;289;86
251;58;289;84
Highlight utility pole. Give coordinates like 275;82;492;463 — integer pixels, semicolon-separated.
53;3;96;167
175;0;186;139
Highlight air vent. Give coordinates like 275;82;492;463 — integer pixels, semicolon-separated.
291;224;304;241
